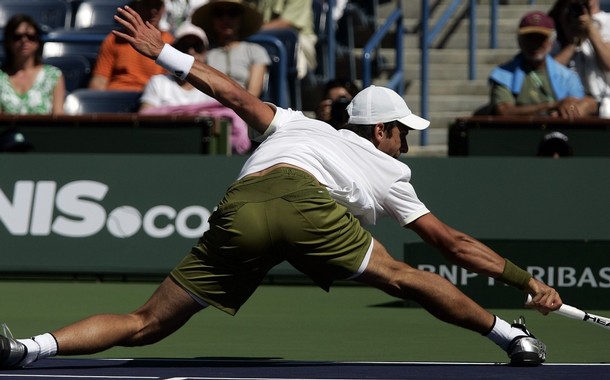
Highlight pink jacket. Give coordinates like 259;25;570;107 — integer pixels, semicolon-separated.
140;100;251;154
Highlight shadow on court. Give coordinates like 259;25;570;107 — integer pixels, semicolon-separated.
1;358;608;379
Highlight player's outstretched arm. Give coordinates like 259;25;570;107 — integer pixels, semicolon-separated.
408;213;562;314
112;6;274;134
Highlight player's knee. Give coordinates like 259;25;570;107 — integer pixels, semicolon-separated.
123;311;163;347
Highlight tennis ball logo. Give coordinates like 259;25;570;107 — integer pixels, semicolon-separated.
0;180;211;239
106;206;142;238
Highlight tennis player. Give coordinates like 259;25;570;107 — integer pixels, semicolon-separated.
0;5;562;369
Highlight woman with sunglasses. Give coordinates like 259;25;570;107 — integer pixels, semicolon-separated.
0;14;65;115
191;0;270;98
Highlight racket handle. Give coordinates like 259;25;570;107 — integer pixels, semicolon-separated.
525;295;586;321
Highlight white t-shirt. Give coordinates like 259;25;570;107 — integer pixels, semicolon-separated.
239;107;430;226
571;11;610;103
140;74;214;108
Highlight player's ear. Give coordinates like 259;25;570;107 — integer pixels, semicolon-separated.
372;122;386;143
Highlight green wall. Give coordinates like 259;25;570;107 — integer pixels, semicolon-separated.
1;155;608;277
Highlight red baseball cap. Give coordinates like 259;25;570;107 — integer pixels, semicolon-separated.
519;11;555;36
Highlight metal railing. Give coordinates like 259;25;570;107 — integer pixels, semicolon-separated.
361;7;404;94
419;0;503;146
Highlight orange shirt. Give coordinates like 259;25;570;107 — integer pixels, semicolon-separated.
93;31;174;91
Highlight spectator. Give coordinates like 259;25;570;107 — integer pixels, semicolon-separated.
139;22;212;111
139;22;251;154
549;0;610;117
192;0;270;97
246;0;318;79
488;11;597;118
88;0;174;91
537;131;574;157
161;0;209;31
315;78;360;128
0;15;65;115
0;129;33;152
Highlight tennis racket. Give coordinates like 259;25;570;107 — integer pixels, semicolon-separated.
526;295;610;331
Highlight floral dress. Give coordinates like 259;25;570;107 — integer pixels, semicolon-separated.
0;65;61;114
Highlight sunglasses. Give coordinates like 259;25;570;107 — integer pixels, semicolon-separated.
12;33;38;42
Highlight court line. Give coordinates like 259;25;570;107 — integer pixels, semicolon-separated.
0;375;157;379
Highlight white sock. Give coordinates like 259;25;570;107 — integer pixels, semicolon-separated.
17;333;58;366
485;316;527;351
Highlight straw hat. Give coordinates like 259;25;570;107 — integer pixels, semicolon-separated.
191;0;263;43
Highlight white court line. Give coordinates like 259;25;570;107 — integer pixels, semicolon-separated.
0;375;157;379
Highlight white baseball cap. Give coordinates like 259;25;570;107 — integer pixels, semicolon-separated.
346;85;430;130
174;21;208;47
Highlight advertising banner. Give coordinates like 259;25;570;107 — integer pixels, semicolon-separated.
404;240;610;309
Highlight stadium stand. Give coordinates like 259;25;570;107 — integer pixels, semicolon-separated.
63;89;142;114
43;29;107;68
0;0;72;33
72;0;126;29
250;28;300;110
42;55;92;93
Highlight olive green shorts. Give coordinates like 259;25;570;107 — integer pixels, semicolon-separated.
170;167;372;315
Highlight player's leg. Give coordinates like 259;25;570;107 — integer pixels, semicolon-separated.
1;276;205;368
52;276;204;354
355;238;494;333
353;238;546;365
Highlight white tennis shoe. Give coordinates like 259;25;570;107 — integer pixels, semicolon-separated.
507;316;547;366
0;323;27;369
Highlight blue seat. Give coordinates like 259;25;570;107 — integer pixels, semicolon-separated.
64;89;142;114
43;55;92;93
247;33;289;108
249;28;300;110
43;29;108;67
0;0;72;33
73;0;125;29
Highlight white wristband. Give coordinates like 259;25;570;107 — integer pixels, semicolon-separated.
155;44;194;80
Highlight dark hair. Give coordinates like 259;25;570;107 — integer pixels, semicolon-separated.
537;131;574;157
2;14;44;71
173;35;207;54
128;0;165;9
341;121;398;140
322;79;360;99
548;0;590;46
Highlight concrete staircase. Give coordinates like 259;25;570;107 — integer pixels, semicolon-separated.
371;0;556;156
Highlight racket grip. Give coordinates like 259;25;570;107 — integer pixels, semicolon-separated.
525;295;585;321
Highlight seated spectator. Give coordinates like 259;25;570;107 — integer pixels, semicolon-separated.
161;0;209;31
0;14;65;115
315;78;360;128
88;0;174;91
247;0;317;79
488;11;597;118
139;22;212;111
139;22;251;154
192;0;270;98
549;0;610;117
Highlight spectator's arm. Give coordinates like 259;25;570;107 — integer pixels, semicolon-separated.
586;17;610;71
88;75;109;90
553;43;578;66
52;74;66;115
246;63;267;98
261;18;294;30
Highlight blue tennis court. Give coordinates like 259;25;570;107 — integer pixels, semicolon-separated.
1;358;609;379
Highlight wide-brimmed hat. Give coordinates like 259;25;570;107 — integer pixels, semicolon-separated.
191;0;263;43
